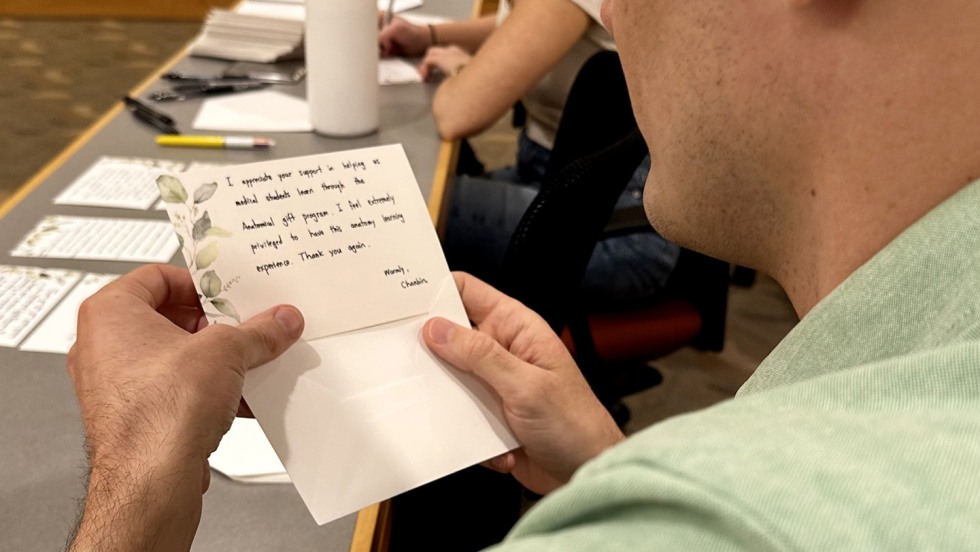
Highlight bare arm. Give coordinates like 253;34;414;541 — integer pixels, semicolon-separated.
66;266;303;551
432;15;497;54
432;0;591;140
380;15;496;57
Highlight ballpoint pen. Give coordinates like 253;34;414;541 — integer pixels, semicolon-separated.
151;82;269;102
384;0;397;27
122;95;179;134
155;135;275;150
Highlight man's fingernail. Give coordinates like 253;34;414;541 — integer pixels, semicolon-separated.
274;307;304;337
428;318;454;345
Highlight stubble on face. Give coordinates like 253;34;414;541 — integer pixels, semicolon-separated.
608;0;801;269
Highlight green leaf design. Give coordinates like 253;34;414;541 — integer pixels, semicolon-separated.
200;270;222;298
193;182;219;204
196;241;219;269
206;227;233;238
192;211;212;241
210;298;240;322
156;175;188;203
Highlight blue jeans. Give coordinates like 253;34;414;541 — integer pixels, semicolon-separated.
443;134;681;311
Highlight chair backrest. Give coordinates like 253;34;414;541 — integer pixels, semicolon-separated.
496;50;730;351
496;50;647;332
497;129;647;333
544;50;639;184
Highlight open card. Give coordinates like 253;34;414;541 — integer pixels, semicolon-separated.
160;144;517;524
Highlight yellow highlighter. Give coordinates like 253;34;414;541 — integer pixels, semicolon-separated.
156;135;275;150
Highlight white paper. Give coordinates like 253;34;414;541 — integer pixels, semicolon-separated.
234;0;424;21
398;13;450;26
209;418;290;484
54;157;186;210
0;266;82;348
10;216;180;263
235;0;304;21
378;0;424;13
161;144;517;524
379;58;423;85
19;273;118;354
193;89;313;133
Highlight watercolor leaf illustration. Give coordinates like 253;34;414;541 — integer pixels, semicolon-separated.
193;182;219;204
200;270;222;298
192;211;212;241
210;298;241;322
164;173;238;324
206;227;233;237
156;175;188;203
196;241;219;270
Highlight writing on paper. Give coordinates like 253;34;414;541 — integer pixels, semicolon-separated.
160;144;447;340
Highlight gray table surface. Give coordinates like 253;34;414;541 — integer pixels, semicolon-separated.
0;1;471;549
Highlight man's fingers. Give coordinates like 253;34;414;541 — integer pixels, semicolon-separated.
237;398;255;418
201;306;305;370
451;272;523;328
423;317;529;399
481;452;516;474
111;264;201;311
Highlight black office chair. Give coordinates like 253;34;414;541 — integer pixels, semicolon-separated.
496;51;730;420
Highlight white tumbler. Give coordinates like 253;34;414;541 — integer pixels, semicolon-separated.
304;0;380;136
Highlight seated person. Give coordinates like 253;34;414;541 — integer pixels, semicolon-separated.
65;1;980;550
381;0;680;311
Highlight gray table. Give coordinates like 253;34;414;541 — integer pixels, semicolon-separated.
0;1;473;549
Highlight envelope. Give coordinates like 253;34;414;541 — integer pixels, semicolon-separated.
244;273;518;524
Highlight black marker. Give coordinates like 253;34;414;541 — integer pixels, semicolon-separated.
122;95;179;134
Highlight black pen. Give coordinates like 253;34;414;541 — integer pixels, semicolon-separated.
122;95;179;134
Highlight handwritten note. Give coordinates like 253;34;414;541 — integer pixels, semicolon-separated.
160;144;517;525
162;144;447;339
54;156;186;210
19;273;118;354
10;216;180;263
0;266;81;348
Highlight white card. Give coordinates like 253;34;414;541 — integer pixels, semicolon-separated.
0;266;82;348
160;144;517;524
19;273;118;354
54;156;186;210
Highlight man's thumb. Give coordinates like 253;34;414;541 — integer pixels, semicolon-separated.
230;305;305;369
423;317;525;399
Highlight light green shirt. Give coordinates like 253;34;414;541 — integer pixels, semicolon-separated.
494;180;980;550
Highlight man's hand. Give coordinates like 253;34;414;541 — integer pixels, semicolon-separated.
423;273;624;495
379;16;431;57
67;264;303;551
418;45;473;81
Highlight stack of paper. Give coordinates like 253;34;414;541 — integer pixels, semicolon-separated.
190;0;427;63
190;8;305;63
